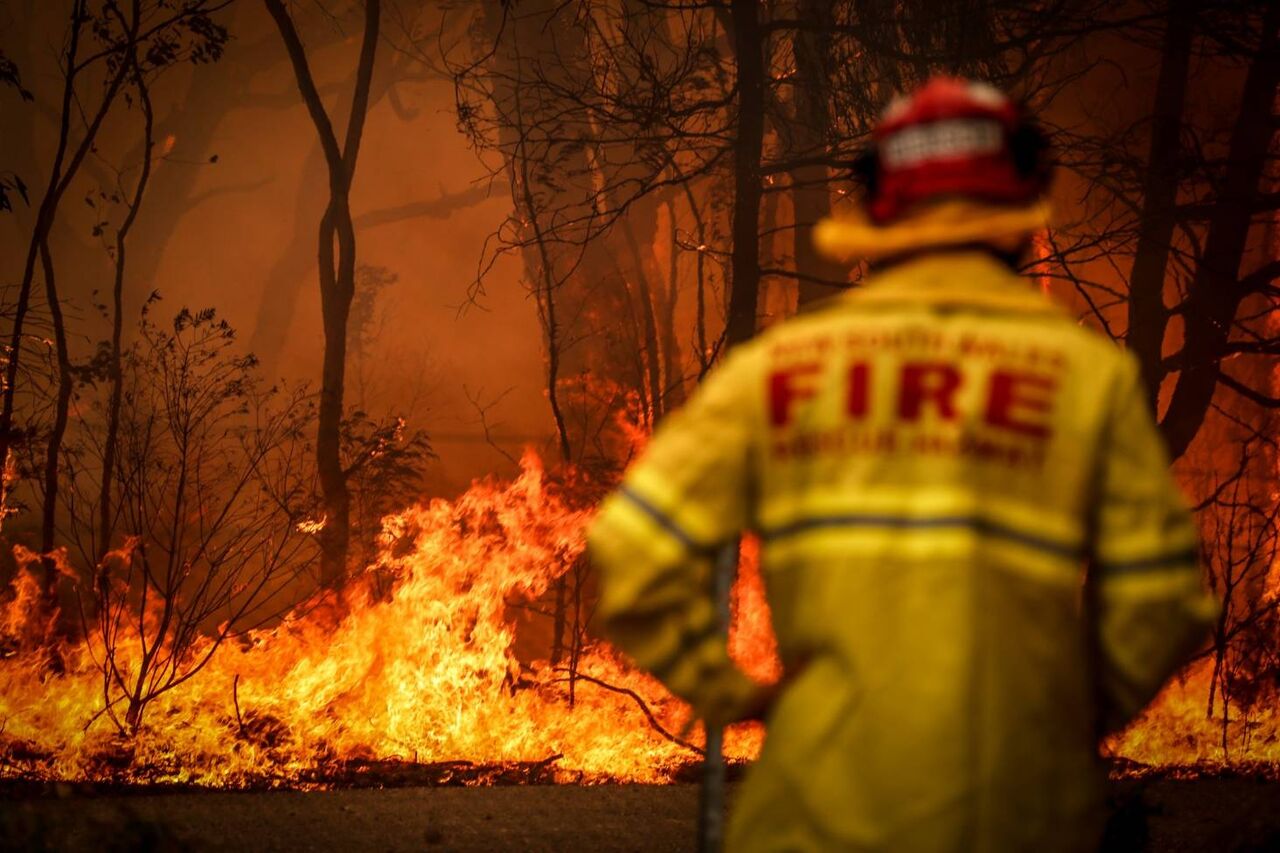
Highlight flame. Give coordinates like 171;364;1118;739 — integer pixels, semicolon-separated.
0;447;1275;786
729;537;780;685
295;515;328;534
1106;655;1280;775
0;447;16;531
0;451;771;786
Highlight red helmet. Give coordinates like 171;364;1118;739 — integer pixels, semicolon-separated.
860;77;1049;224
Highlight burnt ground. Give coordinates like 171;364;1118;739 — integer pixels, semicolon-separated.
2;777;1279;852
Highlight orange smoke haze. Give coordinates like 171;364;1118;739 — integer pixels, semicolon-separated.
0;4;554;500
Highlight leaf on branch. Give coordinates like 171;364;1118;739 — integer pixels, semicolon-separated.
0;173;28;213
0;51;34;101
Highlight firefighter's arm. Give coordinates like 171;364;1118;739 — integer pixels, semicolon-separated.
587;348;762;729
1089;353;1220;734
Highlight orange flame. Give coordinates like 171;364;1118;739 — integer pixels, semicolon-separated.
1;449;1275;786
0;447;16;532
0;451;768;786
1106;655;1280;774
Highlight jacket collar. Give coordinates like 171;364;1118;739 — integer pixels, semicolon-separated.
842;249;1066;316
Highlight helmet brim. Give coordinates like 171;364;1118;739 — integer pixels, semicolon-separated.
814;198;1052;263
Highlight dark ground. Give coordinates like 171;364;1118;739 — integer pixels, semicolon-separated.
2;778;1279;852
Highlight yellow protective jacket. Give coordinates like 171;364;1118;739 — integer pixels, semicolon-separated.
587;249;1218;853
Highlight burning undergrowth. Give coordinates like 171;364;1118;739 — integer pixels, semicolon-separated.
0;449;1275;789
0;451;769;788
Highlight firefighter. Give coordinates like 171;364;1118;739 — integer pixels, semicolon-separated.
587;77;1218;852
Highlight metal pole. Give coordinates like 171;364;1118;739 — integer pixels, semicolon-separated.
697;539;738;853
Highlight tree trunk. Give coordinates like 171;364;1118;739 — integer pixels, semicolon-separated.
1160;3;1279;459
100;68;155;561
248;52;396;371
550;577;567;666
4;0;136;609
724;0;766;348
248;141;329;368
792;0;844;308
113;26;326;366
264;0;381;589
661;197;686;408
316;204;354;589
39;239;71;607
1125;0;1193;413
0;0;91;486
682;181;715;379
621;215;665;422
514;116;573;464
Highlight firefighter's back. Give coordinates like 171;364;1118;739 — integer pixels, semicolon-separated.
730;250;1119;853
590;76;1214;853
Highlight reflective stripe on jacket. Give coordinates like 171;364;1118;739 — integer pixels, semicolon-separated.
587;249;1218;853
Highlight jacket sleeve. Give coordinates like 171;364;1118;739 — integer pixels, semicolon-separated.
587;347;762;728
1089;352;1219;734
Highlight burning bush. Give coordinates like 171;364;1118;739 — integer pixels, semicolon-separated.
0;451;771;786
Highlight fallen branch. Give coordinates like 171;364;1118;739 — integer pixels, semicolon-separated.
561;669;704;757
354;184;492;230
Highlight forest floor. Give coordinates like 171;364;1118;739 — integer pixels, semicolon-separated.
2;776;1279;852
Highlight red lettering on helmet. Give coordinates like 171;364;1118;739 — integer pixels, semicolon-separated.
898;362;962;421
985;370;1056;438
769;364;822;427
